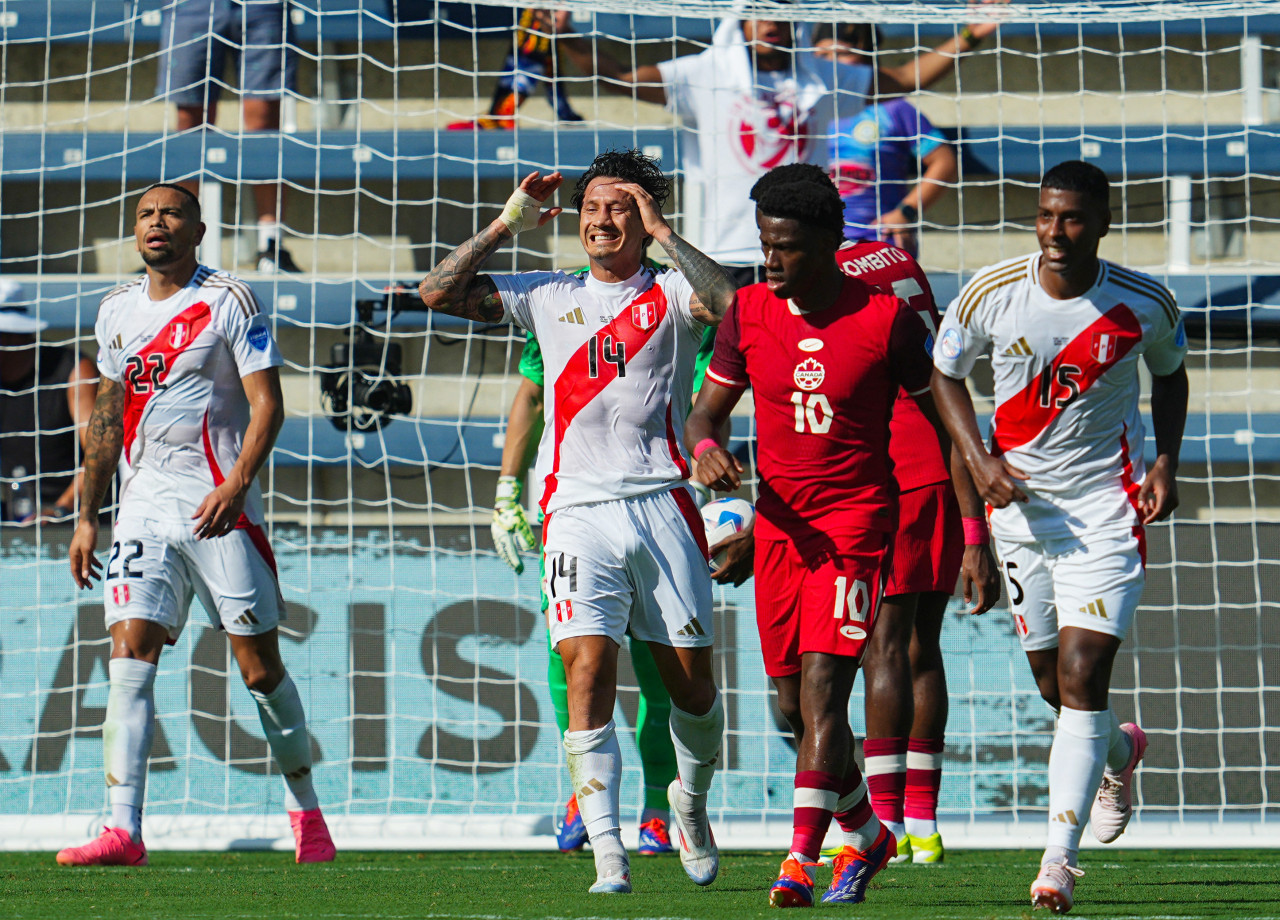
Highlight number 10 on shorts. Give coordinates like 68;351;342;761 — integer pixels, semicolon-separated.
833;575;869;641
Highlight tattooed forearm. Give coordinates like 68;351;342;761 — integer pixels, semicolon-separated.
418;223;509;323
656;231;737;325
79;377;124;519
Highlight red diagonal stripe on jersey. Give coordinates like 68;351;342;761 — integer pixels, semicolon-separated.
201;411;278;576
992;303;1141;455
122;300;214;463
540;282;670;514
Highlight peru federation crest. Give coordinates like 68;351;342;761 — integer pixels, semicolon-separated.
1091;332;1117;364
631;298;658;331
169;322;190;349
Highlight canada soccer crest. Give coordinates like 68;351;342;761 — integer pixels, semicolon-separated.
170;322;190;349
1091;332;1117;363
632;298;658;331
793;357;825;391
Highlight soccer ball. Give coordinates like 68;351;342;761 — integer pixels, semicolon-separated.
699;497;755;572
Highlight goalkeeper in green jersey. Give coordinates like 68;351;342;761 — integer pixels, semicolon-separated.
494;310;718;855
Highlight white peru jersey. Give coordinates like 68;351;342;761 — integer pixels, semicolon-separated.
94;265;284;525
933;254;1187;542
493;266;705;515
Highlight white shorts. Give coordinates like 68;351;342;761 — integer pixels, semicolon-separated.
103;512;283;643
543;487;713;650
996;529;1145;652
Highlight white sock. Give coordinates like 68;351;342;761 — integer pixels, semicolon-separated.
249;674;318;812
669;693;724;796
105;658;157;843
563;721;623;844
886;819;908;840
844;809;882;852
257;220;280;252
1105;710;1133;772
1045;707;1110;856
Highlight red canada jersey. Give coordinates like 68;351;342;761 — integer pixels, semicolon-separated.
836;239;950;492
705;276;934;545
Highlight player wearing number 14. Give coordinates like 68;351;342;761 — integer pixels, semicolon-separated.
58;184;334;868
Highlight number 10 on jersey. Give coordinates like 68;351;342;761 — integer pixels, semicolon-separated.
790;391;833;434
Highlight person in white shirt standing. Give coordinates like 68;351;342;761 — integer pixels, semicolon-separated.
58;183;335;868
930;160;1189;914
559;12;999;284
418;149;736;895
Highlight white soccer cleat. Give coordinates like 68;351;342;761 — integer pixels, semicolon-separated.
1091;722;1148;844
667;778;719;886
1031;860;1084;913
589;857;632;894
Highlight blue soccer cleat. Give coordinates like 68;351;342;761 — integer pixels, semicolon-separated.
555;795;587;852
638;817;674;855
821;826;896;904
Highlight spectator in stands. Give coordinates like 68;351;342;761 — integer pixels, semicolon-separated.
0;282;98;522
448;9;584;130
156;0;301;272
814;23;960;257
559;9;998;284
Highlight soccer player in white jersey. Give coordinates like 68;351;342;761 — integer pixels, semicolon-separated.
57;184;335;867
931;161;1188;914
418;149;736;895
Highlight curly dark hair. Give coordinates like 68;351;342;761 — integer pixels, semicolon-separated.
750;164;844;236
1041;160;1110;209
570;148;672;211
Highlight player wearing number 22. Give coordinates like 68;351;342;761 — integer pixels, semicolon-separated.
418;149;736;895
686;164;988;908
58;183;335;868
931;161;1189;914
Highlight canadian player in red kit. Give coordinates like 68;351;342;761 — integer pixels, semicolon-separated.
687;164;981;907
836;239;998;864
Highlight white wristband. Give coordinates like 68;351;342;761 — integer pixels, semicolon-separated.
498;189;543;235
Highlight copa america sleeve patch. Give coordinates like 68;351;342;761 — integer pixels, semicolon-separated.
247;323;272;352
939;327;963;360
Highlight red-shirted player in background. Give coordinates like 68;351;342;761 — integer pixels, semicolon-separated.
686;164;992;908
835;238;999;864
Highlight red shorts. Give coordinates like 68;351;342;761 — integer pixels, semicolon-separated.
754;528;890;677
885;481;964;597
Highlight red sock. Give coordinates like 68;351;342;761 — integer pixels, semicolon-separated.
862;737;908;825
791;770;841;861
832;759;877;834
905;737;945;823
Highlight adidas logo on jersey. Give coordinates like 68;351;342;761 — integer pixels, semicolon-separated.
559;307;586;325
1003;337;1033;356
1079;599;1109;619
110;334;123;350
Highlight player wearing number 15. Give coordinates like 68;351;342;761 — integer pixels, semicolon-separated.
59;184;335;868
930;161;1189;914
418;149;736;895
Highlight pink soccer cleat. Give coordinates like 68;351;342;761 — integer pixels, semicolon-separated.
56;826;148;867
289;808;336;863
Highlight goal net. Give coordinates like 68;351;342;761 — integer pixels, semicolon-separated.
1;0;1278;850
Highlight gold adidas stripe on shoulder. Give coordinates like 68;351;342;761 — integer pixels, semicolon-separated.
205;277;261;319
958;258;1030;327
1110;266;1179;326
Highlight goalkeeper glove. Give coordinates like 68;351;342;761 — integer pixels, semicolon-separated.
492;475;538;573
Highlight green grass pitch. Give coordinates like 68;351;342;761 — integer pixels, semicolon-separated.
6;849;1278;919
